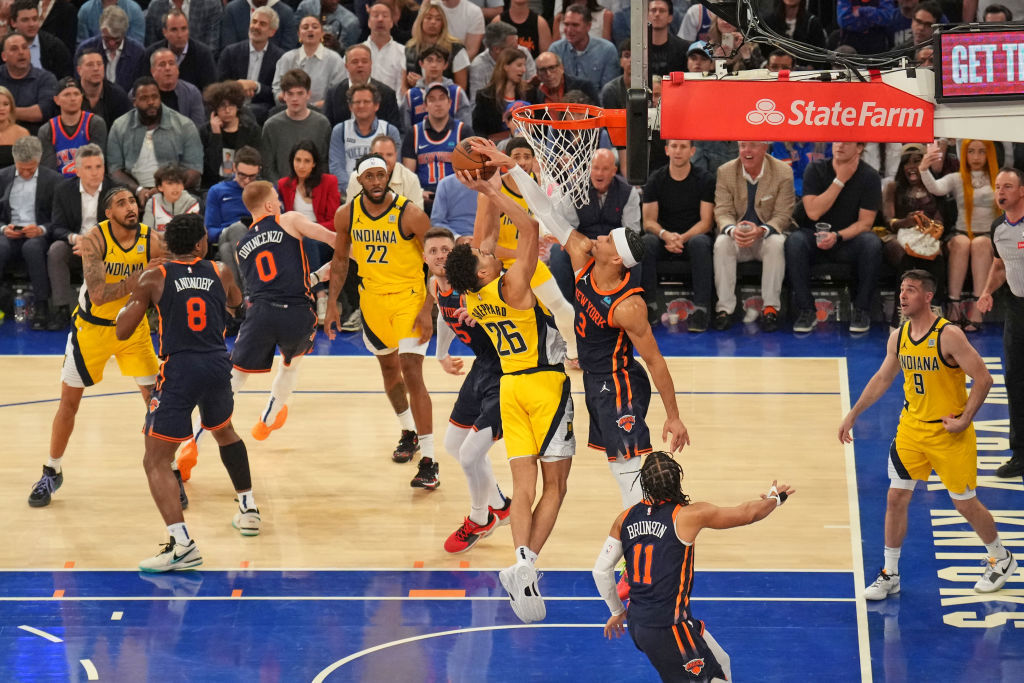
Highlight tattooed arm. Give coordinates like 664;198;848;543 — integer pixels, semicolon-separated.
81;226;144;306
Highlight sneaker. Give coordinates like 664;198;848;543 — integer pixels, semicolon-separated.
46;305;71;331
252;405;288;441
410;457;440;489
340;309;362;332
31;301;49;331
316;294;327;326
139;538;203;573
232;508;262;537
688;308;708;333
616;559;630;601
712;310;732;331
996;458;1024;478
849;308;871;334
177;439;198;482
975;552;1018;593
499;562;546;623
761;307;779;332
28;465;62;507
174;469;188;510
490;497;512;527
392;429;419;463
793;309;817;333
864;569;900;600
444;513;497;553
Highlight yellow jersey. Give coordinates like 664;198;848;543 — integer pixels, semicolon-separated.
497;174;534;270
349;193;423;294
76;220;152;325
898;318;967;422
468;274;565;374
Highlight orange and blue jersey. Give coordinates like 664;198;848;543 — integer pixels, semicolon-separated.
621;500;696;628
435;279;500;374
51;112;95;178
574;258;644;375
236;214;312;305
412;119;463;191
154;259;227;358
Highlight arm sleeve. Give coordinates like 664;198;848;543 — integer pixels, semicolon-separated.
435;308;456;360
592;536;626;616
507;165;575;245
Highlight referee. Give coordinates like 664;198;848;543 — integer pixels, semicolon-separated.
977;167;1024;478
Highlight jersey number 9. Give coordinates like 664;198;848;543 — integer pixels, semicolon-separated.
913;372;925;395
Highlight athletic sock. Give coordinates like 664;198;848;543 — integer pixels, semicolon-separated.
168;523;190;546
609;455;643;509
263;357;302;425
238;490;256;512
170;460;179;472
230;368;248;394
397;408;415;431
985;536;1010;560
489;485;507;511
883;546;901;575
447;426;500;525
419;433;434;462
46;457;62;473
219;440;252;492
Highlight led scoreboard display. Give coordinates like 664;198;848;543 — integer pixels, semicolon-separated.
936;26;1024;103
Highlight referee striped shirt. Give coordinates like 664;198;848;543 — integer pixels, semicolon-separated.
991;214;1024;297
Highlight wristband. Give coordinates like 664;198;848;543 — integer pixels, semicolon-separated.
832;178;845;189
724;224;736;236
835;232;844;244
658;228;667;239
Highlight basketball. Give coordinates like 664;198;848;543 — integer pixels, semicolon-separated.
451;136;497;180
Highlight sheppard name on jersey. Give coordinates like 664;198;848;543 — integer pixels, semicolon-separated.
625;520;668;540
472;302;507;318
575;289;608;327
238;230;284;259
900;354;940;372
105;261;144;277
174;276;215;292
352;228;398;244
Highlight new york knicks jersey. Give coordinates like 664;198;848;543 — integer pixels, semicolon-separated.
349;194;424;294
412;119;463;190
468;275;565;374
406;84;464;127
51;112;94;177
76;219;151;324
435;279;500;373
236;214;312;305
574;258;644;374
497;175;534;269
898;318;967;423
621;501;695;627
155;259;227;357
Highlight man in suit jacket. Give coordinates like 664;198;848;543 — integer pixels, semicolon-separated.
221;0;296;51
323;43;401;128
712;141;796;333
0;136;63;329
144;9;218;92
74;7;148;94
217;6;287;124
10;0;73;79
149;47;205;130
145;0;222;53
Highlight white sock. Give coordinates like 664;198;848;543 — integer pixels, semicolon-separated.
168;522;190;545
263;357;302;425
516;545;537;566
46;457;62;473
883;546;901;575
608;455;643;509
230;368;249;394
534;277;578;360
190;413;204;447
397;408;415;431
419;433;434;461
447;426;501;525
238;490;256;512
170;460;179;472
985;536;1009;560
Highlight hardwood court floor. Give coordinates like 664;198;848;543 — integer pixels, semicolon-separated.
1;355;852;572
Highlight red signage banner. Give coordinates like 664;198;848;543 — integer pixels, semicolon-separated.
659;75;934;143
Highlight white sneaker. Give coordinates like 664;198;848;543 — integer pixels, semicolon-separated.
232;508;262;536
340;309;362;332
499;562;546;623
139;538;202;573
975;552;1017;593
864;569;900;600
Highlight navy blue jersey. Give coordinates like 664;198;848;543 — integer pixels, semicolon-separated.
236;214;312;305
574;259;644;374
621;501;695;628
155;259;228;357
435;279;501;374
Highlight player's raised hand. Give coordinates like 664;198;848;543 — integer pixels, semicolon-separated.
603;612;626;639
455;169;499;195
454;306;477;327
323;300;342;340
838;413;856;443
663;416;690;452
440;356;465;375
471;138;514;170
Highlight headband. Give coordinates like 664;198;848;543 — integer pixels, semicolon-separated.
356;156;388;176
610;227;638;268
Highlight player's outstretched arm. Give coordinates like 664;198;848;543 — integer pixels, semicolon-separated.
115;267;163;340
940;324;993;433
838;328;902;443
280;210;336;246
675;481;795;543
325;204;354;339
617;296;689;452
593;509;629;639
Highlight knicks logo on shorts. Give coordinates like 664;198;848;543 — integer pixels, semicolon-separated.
148;397;160;413
617;415;636;432
684;658;705;675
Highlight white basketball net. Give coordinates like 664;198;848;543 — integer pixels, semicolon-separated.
513;105;604;210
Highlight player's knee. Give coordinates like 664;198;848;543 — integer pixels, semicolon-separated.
541;474;568;500
949;487;978;510
210;424;240;446
886;484;914;508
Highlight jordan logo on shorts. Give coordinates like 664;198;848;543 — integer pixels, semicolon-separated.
600;382;610;392
684;658;705;675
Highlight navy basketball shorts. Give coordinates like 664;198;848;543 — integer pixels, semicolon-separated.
231;300;316;372
449;361;503;439
145;352;234;442
629;619;728;682
583;365;653;461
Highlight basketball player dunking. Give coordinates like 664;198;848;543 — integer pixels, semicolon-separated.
840;269;1017;598
593;451;793;681
115;214;255;571
325;154;438;488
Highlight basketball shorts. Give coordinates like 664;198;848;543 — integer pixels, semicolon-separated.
449;361;502;439
144;352;234;442
584;366;653;461
61;314;159;388
231;300;316;373
360;284;428;355
628;619;730;683
500;369;574;460
889;417;977;495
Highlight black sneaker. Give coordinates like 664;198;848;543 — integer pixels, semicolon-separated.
688;308;708;333
712;310;732;331
31;301;49;331
849;308;871;334
28;465;63;507
411;457;440;489
996;458;1024;478
761;307;779;332
47;305;71;331
793;309;817;333
392;430;419;463
174;469;188;510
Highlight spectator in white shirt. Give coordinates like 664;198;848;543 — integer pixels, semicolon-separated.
438;0;484;59
272;15;347;108
364;1;406;98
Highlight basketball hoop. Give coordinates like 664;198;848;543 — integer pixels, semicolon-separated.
510;103;626;209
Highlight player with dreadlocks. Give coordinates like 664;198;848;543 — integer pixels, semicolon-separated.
592;451;794;681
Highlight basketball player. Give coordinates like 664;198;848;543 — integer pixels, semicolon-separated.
424;228;512;551
593;451;794;682
324;154;438;489
27;187;164;508
839;270;1016;598
115;214;256;571
445;166;574;624
175;182;337;479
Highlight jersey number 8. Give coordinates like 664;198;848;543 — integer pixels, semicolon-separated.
186;297;207;332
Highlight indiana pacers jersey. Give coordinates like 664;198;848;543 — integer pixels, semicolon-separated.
76;219;151;325
435;279;500;373
497;175;533;269
349;194;423;294
236;214;312;305
155;259;227;358
574;258;644;374
51;112;94;177
898;318;967;423
621;501;696;628
468;274;565;374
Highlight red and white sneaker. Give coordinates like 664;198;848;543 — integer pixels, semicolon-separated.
616;563;630;602
490;497;512;527
444;514;497;553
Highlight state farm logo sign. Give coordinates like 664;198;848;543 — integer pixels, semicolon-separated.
745;97;926;129
747;99;784;125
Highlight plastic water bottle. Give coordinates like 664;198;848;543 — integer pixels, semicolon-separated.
23;289;34;322
13;288;26;323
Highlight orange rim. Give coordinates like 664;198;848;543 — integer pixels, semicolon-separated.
511;104;627;145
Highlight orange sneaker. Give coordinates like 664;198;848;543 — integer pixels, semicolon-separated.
252;405;288;441
177;440;199;482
